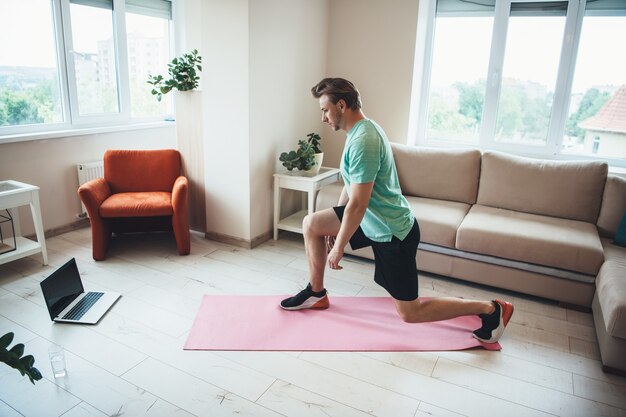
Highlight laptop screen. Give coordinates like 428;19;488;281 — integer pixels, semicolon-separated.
40;258;84;320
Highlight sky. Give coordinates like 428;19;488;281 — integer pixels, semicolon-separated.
0;0;164;67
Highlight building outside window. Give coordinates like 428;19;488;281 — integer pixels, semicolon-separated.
410;0;626;166
0;0;173;137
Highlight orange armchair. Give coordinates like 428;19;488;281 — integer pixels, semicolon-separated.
78;149;190;261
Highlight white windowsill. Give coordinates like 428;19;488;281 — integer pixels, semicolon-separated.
609;166;626;177
0;120;176;145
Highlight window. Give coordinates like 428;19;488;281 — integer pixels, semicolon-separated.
426;16;493;144
0;0;64;129
592;136;601;154
563;13;626;158
494;9;566;146
69;1;120;115
125;3;172;118
411;0;626;166
0;0;173;137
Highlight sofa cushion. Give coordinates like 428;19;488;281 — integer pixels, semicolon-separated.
100;192;173;217
597;175;626;239
405;196;470;248
391;143;481;204
596;240;626;339
456;205;604;275
477;151;607;223
615;212;626;247
316;182;344;212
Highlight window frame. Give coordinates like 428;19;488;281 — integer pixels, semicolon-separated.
409;0;626;168
0;0;173;139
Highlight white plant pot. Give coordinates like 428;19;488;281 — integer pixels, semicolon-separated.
299;153;324;177
312;152;324;174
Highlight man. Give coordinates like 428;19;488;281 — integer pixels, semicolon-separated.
280;78;513;344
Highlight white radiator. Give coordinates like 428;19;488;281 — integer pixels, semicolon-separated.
77;161;104;216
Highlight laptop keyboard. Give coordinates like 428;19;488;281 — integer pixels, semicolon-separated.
61;292;104;320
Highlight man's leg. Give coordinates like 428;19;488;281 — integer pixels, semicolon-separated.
280;208;341;310
394;297;514;343
393;297;494;323
302;208;341;292
374;221;513;343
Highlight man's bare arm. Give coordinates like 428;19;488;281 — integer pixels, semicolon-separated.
337;185;349;206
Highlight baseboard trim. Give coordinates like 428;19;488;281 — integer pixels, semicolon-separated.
24;218;91;240
204;230;271;249
558;301;591;313
602;365;626;377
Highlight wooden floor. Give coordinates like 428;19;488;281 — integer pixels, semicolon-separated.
1;228;625;417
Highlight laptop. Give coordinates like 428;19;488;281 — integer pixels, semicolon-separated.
40;258;121;324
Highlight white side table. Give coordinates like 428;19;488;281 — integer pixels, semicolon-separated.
0;180;48;266
273;167;341;240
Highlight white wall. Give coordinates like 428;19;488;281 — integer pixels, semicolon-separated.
192;0;328;243
198;0;252;241
323;0;419;167
249;0;329;239
0;127;176;236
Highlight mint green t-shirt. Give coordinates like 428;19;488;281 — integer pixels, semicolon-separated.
341;119;414;242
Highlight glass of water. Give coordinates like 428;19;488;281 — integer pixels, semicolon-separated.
48;345;66;378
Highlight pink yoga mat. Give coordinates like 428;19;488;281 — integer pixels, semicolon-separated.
184;295;501;351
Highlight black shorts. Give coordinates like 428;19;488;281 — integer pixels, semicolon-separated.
333;206;420;301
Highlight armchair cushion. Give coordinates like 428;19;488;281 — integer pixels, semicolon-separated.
100;192;174;217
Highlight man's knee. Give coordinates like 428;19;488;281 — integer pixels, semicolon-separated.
302;213;321;236
398;310;420;323
303;208;340;238
396;299;423;323
302;213;313;234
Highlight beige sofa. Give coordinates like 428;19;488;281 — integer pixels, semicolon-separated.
316;144;626;373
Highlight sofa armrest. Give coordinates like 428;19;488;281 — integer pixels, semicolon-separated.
171;175;190;255
596;241;626;339
597;175;626;238
172;176;188;213
77;178;111;219
77;178;112;261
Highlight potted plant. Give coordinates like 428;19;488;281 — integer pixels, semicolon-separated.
147;49;202;102
279;133;324;175
0;332;42;384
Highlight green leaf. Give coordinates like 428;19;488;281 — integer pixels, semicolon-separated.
0;333;13;349
1;333;43;385
146;49;202;101
20;355;35;368
9;343;24;357
28;367;42;384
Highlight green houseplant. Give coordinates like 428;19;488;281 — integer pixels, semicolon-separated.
279;133;323;172
0;332;42;384
147;49;202;102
